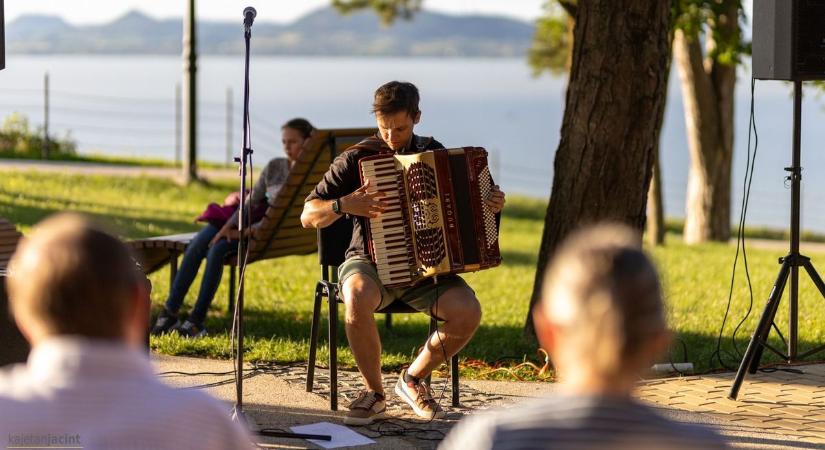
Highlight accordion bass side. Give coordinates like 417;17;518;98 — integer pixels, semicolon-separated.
359;147;501;288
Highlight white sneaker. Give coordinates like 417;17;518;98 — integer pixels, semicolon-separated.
394;369;445;419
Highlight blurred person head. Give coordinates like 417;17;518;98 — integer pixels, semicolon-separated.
372;81;421;151
281;117;315;162
533;223;669;395
6;213;149;349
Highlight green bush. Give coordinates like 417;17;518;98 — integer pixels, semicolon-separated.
0;113;77;159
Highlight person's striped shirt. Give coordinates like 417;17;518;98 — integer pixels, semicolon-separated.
439;393;727;450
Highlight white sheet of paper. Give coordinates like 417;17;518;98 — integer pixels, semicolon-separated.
290;422;376;449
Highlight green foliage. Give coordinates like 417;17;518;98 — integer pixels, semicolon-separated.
332;0;422;25
528;2;572;77
0;113;77;159
672;0;749;65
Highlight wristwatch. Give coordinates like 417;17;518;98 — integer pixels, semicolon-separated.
332;198;343;215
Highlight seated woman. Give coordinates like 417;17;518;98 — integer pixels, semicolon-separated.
151;118;315;338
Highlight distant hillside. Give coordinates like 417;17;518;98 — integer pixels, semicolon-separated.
7;8;534;57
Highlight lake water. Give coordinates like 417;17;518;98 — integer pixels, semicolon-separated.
2;55;825;233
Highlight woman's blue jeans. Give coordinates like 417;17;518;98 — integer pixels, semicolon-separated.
164;224;236;324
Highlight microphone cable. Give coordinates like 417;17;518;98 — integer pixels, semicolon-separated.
711;77;759;372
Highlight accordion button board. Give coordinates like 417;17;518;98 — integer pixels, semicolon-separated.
359;147;501;288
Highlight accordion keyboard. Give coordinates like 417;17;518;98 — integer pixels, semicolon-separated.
360;158;415;286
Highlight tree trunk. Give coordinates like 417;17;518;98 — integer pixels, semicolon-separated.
524;0;671;339
645;34;674;248
646;154;666;246
674;11;737;243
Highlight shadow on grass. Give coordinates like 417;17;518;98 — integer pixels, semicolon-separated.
181;304;825;382
157;302;538;371
148;275;825;386
661;329;825;381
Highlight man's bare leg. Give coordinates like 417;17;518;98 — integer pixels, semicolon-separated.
406;286;482;378
341;273;384;393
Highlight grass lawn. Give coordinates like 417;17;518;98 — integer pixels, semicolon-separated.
3;170;825;380
0;152;232;169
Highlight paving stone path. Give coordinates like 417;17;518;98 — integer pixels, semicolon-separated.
637;365;825;448
156;355;825;449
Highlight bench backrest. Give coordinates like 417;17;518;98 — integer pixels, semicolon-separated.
0;219;29;365
244;128;377;263
0;218;22;272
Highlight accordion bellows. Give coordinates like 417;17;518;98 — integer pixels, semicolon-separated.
359;147;501;287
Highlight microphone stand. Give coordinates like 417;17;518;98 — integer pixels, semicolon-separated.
231;16;253;426
230;9;330;443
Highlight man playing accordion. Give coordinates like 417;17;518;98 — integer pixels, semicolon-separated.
302;81;505;425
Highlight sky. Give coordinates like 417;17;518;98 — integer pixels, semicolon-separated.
4;1;546;25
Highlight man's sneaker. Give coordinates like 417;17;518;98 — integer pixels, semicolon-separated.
150;309;180;335
344;390;386;426
174;320;207;338
394;368;445;419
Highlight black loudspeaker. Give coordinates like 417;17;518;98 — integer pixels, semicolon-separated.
753;0;825;80
0;0;5;71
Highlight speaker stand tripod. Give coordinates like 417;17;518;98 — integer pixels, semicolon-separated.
729;80;825;400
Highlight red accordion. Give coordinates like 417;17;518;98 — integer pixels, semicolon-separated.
359;147;501;287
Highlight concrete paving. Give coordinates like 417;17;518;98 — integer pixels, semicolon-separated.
152;354;825;449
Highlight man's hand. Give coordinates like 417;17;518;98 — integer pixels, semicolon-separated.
340;179;388;218
485;185;506;214
209;224;241;247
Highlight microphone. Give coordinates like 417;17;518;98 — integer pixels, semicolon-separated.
243;7;256;30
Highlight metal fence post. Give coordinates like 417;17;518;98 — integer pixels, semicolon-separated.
43;72;49;159
226;87;233;167
175;83;181;166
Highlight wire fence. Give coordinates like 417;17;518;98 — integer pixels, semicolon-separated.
2;73;818;230
0;75;556;190
0;76;286;166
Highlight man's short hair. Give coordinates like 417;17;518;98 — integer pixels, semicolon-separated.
372;81;420;118
541;224;665;378
6;213;142;339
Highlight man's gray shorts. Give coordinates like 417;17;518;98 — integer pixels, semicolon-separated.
337;257;473;317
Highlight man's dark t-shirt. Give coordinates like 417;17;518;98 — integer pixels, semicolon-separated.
306;134;444;260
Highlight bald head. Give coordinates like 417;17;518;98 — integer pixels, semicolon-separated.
6;213;143;342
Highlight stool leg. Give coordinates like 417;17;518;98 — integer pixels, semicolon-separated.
385;313;393;330
329;288;339;411
307;284;323;392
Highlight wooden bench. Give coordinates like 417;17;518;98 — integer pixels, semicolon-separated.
0;217;30;366
128;128;378;312
0;218;22;271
